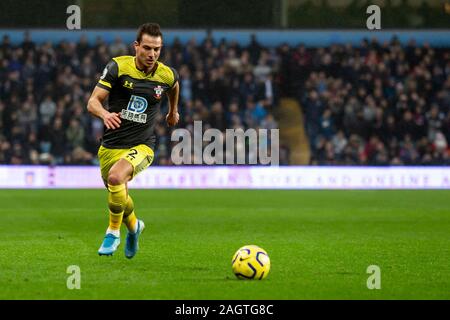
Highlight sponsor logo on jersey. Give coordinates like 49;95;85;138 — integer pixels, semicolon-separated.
120;109;147;124
121;95;148;123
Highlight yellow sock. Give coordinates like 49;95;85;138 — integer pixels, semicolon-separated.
123;196;138;233
124;211;138;233
107;183;127;232
109;211;123;231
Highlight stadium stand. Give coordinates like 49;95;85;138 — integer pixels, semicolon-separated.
0;33;449;165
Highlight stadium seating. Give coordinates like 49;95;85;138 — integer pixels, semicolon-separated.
0;34;448;165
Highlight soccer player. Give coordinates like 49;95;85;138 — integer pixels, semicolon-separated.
87;23;179;258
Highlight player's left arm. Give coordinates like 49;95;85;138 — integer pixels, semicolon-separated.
166;81;179;127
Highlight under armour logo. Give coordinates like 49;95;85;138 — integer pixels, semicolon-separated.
123;80;134;89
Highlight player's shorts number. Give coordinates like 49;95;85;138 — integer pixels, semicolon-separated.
127;149;138;160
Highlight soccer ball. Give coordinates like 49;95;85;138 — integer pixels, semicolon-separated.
231;245;270;280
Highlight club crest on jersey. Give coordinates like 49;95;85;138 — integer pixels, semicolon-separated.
153;85;164;99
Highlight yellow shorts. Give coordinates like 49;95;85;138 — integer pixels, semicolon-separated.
97;144;154;185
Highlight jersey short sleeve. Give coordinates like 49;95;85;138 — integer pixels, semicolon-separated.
97;60;119;91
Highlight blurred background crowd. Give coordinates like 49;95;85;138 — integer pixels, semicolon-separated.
0;32;449;166
294;38;450;165
0;32;283;165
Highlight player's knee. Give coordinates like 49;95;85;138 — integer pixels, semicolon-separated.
107;173;124;186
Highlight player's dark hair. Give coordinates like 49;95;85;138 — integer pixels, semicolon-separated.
136;23;163;43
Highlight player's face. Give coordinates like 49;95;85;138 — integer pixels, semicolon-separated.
134;34;162;70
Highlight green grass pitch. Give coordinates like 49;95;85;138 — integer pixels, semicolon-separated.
0;189;449;300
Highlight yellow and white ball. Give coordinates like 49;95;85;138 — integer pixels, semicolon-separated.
231;245;270;280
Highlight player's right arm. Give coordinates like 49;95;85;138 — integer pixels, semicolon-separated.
87;60;122;130
87;87;121;130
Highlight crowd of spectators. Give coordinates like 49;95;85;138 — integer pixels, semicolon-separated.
0;32;281;165
288;38;450;165
0;32;449;166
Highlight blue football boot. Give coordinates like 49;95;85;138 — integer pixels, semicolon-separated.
125;220;145;259
98;233;120;256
